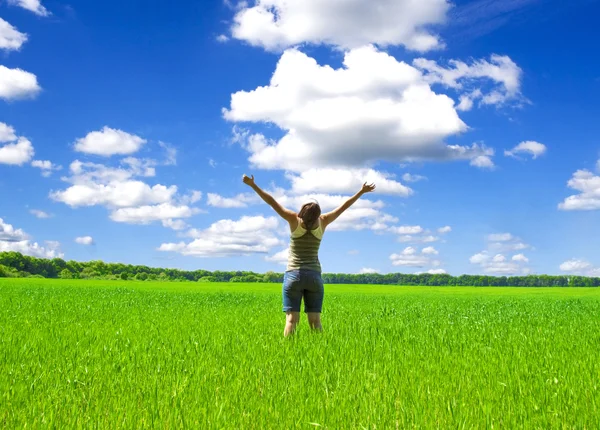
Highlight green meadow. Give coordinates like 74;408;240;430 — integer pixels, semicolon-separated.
1;279;599;428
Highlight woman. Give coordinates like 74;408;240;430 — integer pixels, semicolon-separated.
243;174;376;336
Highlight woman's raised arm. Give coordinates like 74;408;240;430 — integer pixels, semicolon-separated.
243;174;297;224
321;183;376;229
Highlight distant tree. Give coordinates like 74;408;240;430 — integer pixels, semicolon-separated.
59;269;73;279
120;273;129;281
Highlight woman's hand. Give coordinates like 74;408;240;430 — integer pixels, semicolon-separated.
242;174;255;187
360;182;376;194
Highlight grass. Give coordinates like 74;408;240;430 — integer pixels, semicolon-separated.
1;279;599;428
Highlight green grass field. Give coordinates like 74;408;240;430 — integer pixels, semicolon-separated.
1;279;599;428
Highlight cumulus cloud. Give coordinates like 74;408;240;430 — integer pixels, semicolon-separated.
75;236;94;246
360;268;380;274
265;247;289;265
0;123;17;142
414;54;524;109
426;269;447;275
0;65;41;100
109;203;200;224
470;155;495;169
389;225;424;235
224;46;496;172
0;137;34;165
74;127;147;156
230;0;450;52
559;259;600;277
207;192;257;208
51;158;200;229
505;141;547;159
7;0;50;16
512;254;529;263
390;246;441;268
0;18;28;51
402;173;427;183
558;169;600;211
0;123;35;165
29;209;51;219
0;218;62;258
422;246;439;255
31;159;62;177
287;168;412;196
51;160;177;208
470;233;532;274
438;226;452;234
0;217;28;242
159;216;283;257
469;251;530;275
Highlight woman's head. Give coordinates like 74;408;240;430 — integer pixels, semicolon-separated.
298;202;321;228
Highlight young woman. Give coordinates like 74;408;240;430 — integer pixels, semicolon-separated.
243;174;376;336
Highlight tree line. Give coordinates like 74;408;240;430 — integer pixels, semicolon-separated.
0;251;598;287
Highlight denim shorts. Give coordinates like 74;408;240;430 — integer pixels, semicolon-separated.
282;269;324;313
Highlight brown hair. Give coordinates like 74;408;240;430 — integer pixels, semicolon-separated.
298;202;321;229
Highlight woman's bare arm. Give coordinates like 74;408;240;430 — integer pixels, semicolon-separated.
243;174;297;224
321;183;376;229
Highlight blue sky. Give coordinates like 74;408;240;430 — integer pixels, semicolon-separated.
1;0;600;276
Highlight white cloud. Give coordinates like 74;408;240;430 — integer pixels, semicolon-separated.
216;34;229;43
75;236;94;246
74;127;147;156
181;190;203;205
397;234;439;244
159;216;283;257
559;259;596;275
230;0;450;52
0;137;34;165
470;251;529;275
427;269;447;275
161;219;188;231
402;173;427;183
0;65;41;100
29;209;51;219
390;225;423;235
390;247;439;268
0;18;28;51
225;46;495;172
512;254;529;263
438;226;452;234
266;247;289;265
360;268;379;274
470;155;495;169
422;246;439;255
0;218;61;258
558;169;600;211
50;160;178;208
109;203;200;225
158;141;177;166
207;192;257;208
287;168;412;197
0;217;28;241
414;54;523;108
0;123;17;142
505;141;547;159
324;207;398;232
488;233;513;242
7;0;50;16
31;159;62;177
471;233;532;274
492;254;506;263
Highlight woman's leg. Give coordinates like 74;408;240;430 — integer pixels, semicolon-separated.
307;312;322;331
304;271;325;332
282;271;302;337
285;312;301;336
